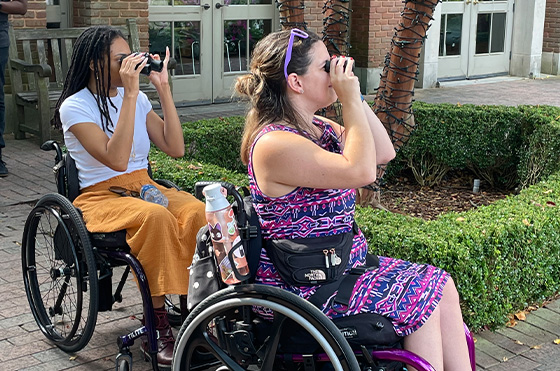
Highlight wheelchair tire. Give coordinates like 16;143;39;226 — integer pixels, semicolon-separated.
22;193;98;353
172;284;360;371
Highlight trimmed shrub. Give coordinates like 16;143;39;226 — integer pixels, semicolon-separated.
384;103;560;189
356;173;560;330
516;106;560;188
182;116;246;173
149;147;248;194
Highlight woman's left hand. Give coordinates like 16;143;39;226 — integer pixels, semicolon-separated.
147;46;170;89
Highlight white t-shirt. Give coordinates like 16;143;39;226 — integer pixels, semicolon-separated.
60;87;152;189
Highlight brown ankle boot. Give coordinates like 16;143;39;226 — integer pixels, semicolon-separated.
141;306;175;369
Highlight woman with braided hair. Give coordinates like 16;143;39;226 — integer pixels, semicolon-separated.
235;29;471;370
53;25;206;368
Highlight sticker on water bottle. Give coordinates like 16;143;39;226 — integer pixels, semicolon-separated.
208;222;223;242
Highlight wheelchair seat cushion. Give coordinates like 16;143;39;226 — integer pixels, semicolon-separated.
89;230;128;248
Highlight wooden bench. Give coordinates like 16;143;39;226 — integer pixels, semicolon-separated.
8;19;169;143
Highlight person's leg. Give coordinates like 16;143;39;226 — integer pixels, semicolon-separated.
162;187;207;284
403;304;444;371
439;278;471;370
0;46;9;177
403;278;471;371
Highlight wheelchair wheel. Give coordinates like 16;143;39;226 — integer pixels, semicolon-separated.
22;193;98;353
172;284;360;371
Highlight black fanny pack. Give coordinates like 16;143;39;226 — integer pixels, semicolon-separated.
265;223;358;286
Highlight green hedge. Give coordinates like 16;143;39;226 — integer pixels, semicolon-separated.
384;103;560;189
149;147;248;194
356;173;560;330
182;116;246;173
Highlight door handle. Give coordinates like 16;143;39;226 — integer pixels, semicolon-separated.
215;2;228;9
201;3;210;9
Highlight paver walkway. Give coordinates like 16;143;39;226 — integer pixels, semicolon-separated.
1;76;560;370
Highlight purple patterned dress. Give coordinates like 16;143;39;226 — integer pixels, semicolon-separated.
248;118;449;337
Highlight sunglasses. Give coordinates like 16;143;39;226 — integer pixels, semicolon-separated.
109;186;140;198
284;28;309;81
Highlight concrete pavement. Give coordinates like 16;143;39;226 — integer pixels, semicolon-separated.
1;76;560;370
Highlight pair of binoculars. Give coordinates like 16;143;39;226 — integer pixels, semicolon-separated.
120;52;164;76
324;58;355;73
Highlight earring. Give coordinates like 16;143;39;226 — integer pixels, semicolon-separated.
300;89;304;94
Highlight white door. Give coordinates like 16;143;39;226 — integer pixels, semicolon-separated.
148;0;277;103
438;0;514;80
46;0;71;28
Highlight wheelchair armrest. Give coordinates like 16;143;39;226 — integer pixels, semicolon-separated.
155;178;180;190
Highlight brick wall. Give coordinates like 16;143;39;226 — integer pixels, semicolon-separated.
543;0;560;53
300;0;400;69
10;0;46;29
350;0;401;68
73;0;150;49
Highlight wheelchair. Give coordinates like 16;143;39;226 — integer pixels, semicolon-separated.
171;182;478;371
21;140;188;371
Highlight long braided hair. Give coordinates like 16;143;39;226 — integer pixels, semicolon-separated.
52;26;126;133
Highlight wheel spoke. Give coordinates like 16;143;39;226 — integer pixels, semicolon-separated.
189;329;245;371
23;196;98;352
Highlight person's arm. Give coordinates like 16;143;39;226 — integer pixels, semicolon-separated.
68;53;148;172
0;0;28;15
145;47;185;158
360;100;396;165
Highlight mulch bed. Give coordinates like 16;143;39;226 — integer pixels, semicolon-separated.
377;170;513;220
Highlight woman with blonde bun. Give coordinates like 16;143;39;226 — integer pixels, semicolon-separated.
234;29;471;371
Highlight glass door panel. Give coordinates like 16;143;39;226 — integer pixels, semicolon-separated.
175;21;202;75
224;20;248;72
439;13;463;56
149;0;276;102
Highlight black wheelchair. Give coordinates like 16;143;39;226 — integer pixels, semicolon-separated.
21;140;187;371
170;182;478;371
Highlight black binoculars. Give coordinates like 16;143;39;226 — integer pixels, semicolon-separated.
324;58;355;73
120;52;164;76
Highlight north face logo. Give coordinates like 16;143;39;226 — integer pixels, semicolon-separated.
304;269;327;281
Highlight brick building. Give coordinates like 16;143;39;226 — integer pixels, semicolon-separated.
543;0;560;75
7;0;557;103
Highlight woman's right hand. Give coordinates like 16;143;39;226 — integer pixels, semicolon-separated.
119;52;149;96
329;56;361;105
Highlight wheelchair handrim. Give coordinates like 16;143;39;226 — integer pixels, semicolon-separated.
173;297;346;371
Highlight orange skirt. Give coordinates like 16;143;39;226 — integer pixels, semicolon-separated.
73;169;206;296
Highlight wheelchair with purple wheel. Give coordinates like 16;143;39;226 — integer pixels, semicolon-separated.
171;181;477;371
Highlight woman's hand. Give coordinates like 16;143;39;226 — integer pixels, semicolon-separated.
329;56;361;105
119;52;148;97
147;46;170;90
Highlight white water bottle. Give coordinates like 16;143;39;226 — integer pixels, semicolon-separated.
203;183;249;284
